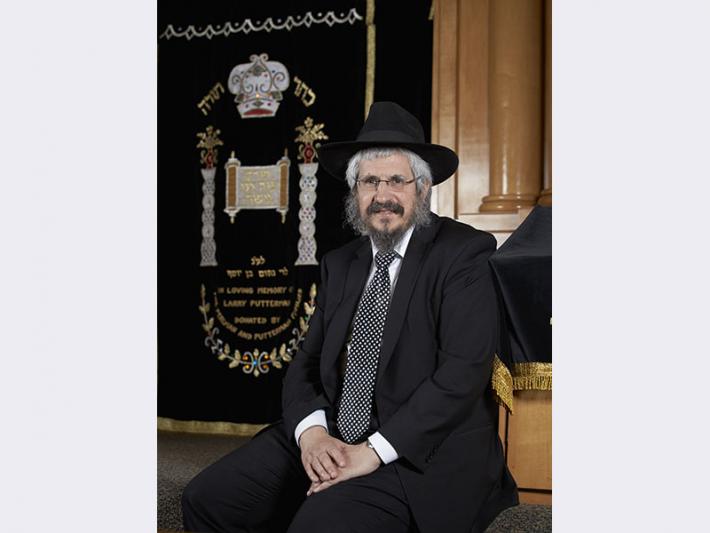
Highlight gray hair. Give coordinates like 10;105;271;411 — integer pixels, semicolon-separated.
344;147;433;192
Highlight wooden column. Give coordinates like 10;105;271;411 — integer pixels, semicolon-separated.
480;0;544;212
538;0;552;206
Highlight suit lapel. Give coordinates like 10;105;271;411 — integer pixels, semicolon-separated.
376;217;440;384
321;238;372;400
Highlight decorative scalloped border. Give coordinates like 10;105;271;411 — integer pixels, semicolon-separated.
160;9;363;41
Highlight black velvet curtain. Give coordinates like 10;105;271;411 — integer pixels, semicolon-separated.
158;0;433;424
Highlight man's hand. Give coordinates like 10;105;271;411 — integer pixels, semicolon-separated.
307;441;382;495
298;426;348;484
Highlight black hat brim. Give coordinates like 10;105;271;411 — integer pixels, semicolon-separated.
316;140;459;186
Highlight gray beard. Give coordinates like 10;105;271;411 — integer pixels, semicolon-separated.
368;224;408;253
344;190;432;253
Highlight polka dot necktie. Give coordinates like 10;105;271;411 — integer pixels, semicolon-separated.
336;250;398;444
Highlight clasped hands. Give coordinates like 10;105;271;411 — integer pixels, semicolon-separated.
298;426;381;496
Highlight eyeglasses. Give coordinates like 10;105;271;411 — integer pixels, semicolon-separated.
356;175;416;191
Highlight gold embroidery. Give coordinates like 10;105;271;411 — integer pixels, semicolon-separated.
293;76;317;107
196;126;224;168
365;0;376;118
199;283;316;376
197;82;226;115
158;416;266;436
294;117;329;163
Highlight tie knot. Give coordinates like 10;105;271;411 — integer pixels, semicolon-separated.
375;250;397;270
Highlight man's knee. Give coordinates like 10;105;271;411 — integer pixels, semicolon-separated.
286;494;327;533
287;491;362;533
181;471;247;531
181;474;209;519
287;473;412;533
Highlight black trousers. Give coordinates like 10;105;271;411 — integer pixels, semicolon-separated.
182;422;414;533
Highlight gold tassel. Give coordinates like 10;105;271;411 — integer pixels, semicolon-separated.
512;362;552;391
491;355;514;414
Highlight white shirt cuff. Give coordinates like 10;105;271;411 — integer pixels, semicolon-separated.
294;409;328;447
367;431;399;464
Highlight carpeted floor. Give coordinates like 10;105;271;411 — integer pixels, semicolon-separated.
158;431;551;532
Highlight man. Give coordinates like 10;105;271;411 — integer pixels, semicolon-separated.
182;102;518;533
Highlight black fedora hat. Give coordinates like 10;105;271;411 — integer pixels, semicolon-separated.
316;101;458;185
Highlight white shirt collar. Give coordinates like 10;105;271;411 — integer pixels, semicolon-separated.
369;224;415;260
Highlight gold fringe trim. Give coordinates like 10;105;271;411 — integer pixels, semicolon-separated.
512;362;552;391
365;0;376;119
157;416;267;437
491;354;514;414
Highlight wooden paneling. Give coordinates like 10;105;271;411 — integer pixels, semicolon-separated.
432;0;491;217
432;0;547;218
456;0;490;215
539;0;552;206
433;0;552;502
519;490;552;505
431;0;459;218
436;0;557;217
482;0;543;212
505;390;552;491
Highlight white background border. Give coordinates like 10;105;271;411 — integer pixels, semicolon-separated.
1;0;157;530
1;0;710;531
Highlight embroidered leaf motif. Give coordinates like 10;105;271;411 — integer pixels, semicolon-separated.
199;282;311;375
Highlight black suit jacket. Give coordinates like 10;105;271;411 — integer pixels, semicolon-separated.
282;214;517;533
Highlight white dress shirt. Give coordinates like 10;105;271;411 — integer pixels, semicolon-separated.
294;225;416;464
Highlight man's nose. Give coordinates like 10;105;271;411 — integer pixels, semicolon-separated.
373;180;396;202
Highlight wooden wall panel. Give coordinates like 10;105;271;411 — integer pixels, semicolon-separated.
456;0;490;215
506;390;552;491
431;0;459;218
432;0;490;217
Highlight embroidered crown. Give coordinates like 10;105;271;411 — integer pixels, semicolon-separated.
228;53;290;119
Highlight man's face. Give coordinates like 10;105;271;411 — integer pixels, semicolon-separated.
356;153;430;237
